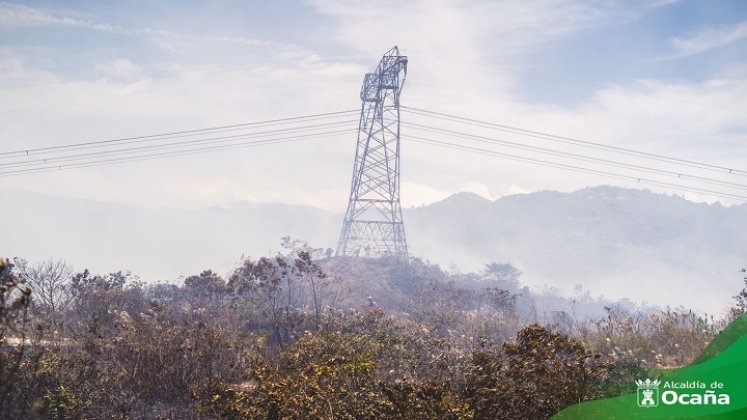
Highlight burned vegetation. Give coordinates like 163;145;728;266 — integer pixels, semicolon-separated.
1;250;738;419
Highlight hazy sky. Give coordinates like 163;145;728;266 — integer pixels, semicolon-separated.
1;0;746;211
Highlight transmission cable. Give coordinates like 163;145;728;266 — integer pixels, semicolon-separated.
402;106;746;176
0;129;356;177
405;135;747;202
0;109;359;158
0;119;358;170
402;122;747;191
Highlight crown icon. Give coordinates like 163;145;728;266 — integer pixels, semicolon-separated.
635;379;661;389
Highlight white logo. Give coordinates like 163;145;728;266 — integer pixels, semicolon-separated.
636;379;661;408
635;379;731;408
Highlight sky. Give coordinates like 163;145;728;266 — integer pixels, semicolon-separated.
1;0;746;211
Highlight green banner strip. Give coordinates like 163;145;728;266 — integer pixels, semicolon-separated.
554;314;747;419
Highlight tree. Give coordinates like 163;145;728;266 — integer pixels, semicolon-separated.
482;262;522;292
13;258;73;326
184;270;227;301
0;258;32;332
228;249;329;345
467;324;609;419
481;287;517;314
0;258;33;417
68;269;142;339
70;269;129;296
294;250;329;330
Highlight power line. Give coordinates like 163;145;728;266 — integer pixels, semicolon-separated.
402;106;747;177
402;122;747;191
2;106;743;202
0;119;358;169
0;109;359;158
405;135;747;202
0;129;356;177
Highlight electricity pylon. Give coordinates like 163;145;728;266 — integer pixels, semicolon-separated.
336;46;409;259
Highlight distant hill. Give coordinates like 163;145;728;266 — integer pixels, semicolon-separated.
407;186;747;313
2;186;745;313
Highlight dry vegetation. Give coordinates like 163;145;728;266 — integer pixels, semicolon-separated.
1;246;744;419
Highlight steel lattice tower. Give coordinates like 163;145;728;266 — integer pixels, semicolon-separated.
336;46;409;259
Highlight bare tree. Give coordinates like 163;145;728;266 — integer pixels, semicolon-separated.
13;258;74;326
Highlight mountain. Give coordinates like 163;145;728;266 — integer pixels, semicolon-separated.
407;186;747;313
2;186;745;313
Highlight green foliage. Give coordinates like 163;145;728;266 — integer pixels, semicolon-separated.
43;385;82;419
